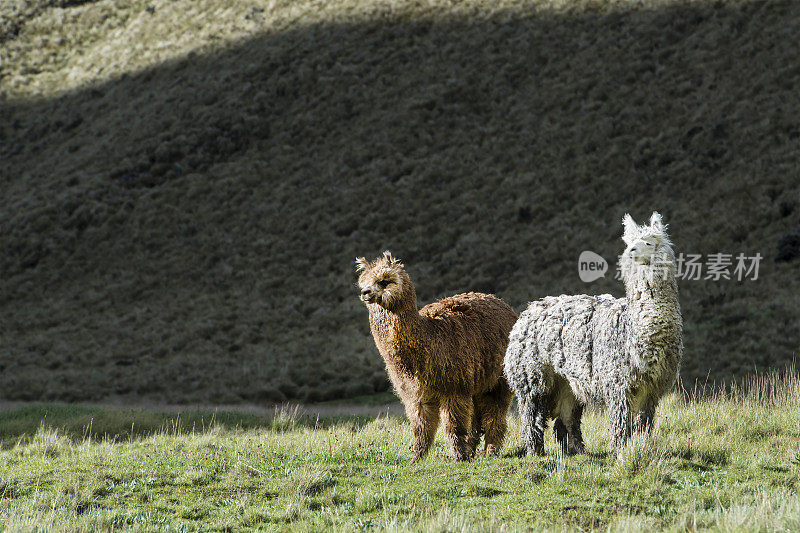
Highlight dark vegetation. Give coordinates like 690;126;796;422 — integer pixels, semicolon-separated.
1;0;798;403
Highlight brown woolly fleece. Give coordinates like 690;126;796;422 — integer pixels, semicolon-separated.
356;251;517;462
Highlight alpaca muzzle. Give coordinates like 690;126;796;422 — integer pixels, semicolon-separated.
360;289;377;303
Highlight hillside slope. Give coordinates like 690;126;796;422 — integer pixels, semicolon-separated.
1;0;798;402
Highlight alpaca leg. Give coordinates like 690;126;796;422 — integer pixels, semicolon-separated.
633;397;657;435
441;396;473;461
553;418;569;454
520;397;547;456
553;392;582;455
568;404;585;455
609;396;631;457
469;398;483;458
478;382;512;456
407;400;440;463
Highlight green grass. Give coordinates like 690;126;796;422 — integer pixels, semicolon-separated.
2;390;800;531
1;0;799;404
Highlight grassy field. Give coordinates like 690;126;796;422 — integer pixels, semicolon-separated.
2;374;800;531
1;0;799;403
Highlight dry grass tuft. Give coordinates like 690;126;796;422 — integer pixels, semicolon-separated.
682;364;800;407
611;432;673;480
15;425;73;458
270;403;303;432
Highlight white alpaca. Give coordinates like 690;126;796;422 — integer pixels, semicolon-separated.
504;212;683;457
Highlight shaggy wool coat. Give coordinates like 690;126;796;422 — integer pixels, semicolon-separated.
504;213;683;456
357;252;516;462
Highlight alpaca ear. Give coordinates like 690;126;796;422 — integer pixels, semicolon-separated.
355;257;369;272
649;211;664;233
381;250;404;269
622;214;638;245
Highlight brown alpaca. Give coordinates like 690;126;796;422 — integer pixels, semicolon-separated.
356;251;517;462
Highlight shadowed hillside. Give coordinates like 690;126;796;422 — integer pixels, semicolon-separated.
1;0;798;403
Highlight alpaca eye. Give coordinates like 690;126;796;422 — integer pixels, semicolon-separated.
378;280;391;288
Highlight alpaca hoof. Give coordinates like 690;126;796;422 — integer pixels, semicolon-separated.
451;452;472;462
504;446;527;458
568;443;585;456
526;445;545;457
484;444;499;456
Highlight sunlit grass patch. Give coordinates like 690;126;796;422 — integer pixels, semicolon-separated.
5;390;798;530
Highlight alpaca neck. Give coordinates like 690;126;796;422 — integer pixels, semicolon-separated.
368;285;424;373
623;262;681;369
621;250;679;316
626;273;679;319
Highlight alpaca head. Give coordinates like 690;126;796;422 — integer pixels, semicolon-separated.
620;212;675;281
355;251;409;309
